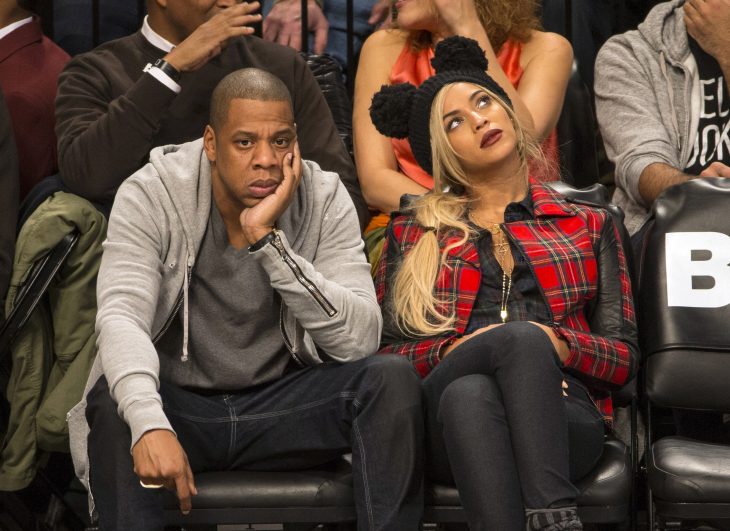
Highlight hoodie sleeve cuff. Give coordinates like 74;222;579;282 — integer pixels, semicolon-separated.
113;374;175;451
124;398;175;452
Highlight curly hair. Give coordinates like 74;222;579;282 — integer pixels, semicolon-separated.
398;0;543;52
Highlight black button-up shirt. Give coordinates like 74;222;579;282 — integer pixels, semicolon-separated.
465;192;551;334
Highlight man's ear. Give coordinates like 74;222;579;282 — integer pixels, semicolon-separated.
203;125;216;163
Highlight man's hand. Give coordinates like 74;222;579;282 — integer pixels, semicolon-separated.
132;430;197;515
263;0;329;54
368;0;393;29
241;142;303;245
700;161;730;177
165;2;262;73
684;0;730;64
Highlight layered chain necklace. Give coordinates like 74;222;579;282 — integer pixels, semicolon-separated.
469;213;515;323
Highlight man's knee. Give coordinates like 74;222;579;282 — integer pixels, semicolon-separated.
357;355;422;403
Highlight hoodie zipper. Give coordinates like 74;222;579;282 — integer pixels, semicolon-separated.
151;263;193;345
270;232;337;317
279;301;304;366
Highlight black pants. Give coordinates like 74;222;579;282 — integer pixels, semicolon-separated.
86;355;424;531
423;322;605;531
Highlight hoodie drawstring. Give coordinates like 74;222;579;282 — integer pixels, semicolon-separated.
659;51;682;152
181;255;191;362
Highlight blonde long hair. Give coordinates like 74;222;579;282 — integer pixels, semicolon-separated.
391;83;546;337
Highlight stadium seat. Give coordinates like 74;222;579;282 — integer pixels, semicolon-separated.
639;178;730;530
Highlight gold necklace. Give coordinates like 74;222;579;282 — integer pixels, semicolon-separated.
469;213;514;323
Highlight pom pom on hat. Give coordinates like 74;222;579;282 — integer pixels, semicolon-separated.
369;35;512;176
369;83;417;139
431;35;489;74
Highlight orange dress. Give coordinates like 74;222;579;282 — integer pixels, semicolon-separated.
366;39;559;234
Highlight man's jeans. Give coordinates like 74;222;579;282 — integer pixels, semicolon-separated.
86;355;424;531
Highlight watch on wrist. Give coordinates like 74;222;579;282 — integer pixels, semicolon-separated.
248;229;278;252
152;58;181;82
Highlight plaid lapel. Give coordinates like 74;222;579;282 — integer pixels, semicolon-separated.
504;183;602;323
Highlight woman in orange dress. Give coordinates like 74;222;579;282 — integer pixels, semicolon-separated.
354;0;573;268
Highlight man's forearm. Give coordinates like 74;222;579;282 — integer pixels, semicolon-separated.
638;162;694;205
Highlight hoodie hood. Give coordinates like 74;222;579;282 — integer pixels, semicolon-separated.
638;0;689;64
148;138;212;258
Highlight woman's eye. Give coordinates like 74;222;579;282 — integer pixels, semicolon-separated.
447;117;463;131
477;95;491;108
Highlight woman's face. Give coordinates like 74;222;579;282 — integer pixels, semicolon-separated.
394;0;439;32
440;82;519;176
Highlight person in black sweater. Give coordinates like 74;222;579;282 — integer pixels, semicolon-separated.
0;89;18;311
55;0;368;228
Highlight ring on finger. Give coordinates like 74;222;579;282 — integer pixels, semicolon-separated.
140;480;164;489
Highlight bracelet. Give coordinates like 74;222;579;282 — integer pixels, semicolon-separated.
248;229;278;252
152;58;181;82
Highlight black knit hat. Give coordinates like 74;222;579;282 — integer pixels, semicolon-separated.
370;36;512;176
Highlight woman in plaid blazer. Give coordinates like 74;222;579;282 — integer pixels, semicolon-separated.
370;36;639;531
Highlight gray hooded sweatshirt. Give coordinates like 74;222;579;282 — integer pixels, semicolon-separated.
595;0;700;235
67;138;381;505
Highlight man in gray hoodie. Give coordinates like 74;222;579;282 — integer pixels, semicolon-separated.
69;68;423;531
595;0;730;243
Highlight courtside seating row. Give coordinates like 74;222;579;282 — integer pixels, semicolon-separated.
4;54;730;531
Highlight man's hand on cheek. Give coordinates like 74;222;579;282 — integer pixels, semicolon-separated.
240;142;303;246
684;0;730;62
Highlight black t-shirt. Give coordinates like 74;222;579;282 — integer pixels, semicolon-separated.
684;37;730;175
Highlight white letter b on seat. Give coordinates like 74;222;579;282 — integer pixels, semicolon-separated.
666;232;730;308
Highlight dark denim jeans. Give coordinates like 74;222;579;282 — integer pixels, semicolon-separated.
423;322;605;531
86;355;424;531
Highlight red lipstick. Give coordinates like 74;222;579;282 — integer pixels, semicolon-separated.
480;129;503;148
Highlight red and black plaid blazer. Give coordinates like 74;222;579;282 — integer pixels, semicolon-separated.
375;182;639;424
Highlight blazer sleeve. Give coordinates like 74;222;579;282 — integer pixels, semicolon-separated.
554;214;639;390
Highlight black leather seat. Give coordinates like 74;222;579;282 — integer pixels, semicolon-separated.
425;436;632;525
639;178;730;529
649;437;730;506
163;459;356;527
164;437;633;528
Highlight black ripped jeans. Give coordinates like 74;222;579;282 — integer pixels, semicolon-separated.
423;321;605;531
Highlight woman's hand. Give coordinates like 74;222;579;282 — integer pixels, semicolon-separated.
431;0;483;38
528;321;570;362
